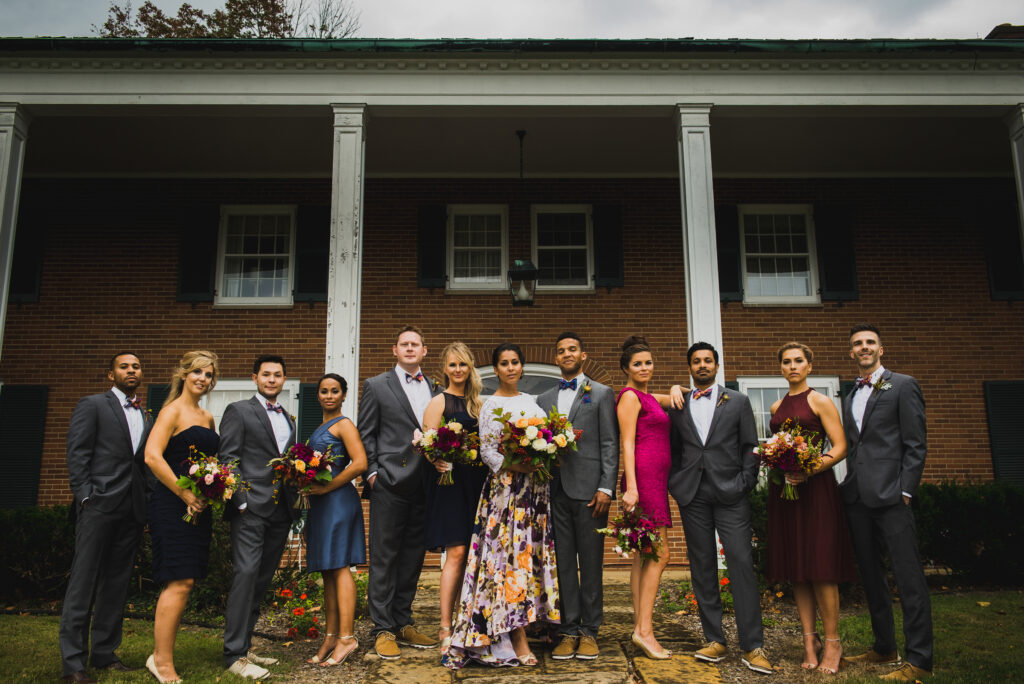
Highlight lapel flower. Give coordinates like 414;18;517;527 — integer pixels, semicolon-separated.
581;382;593;404
872;379;892;394
716;392;730;408
432;379;442;393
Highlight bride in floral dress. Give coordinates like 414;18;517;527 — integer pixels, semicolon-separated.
443;342;560;668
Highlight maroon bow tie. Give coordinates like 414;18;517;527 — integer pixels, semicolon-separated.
266;402;285;414
855;376;875;389
405;372;424;383
692;387;713;400
125;398;142;410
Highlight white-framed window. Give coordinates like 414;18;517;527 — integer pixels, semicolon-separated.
201;379;302;429
446;205;508;291
532;204;594;291
478;363;563;398
736;375;847;484
215;205;296;307
739;204;820;305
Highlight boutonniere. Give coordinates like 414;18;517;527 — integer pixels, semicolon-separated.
290;414;297;422
581;382;593;404
872;379;892;394
431;379;441;393
716;393;730;408
144;408;154;421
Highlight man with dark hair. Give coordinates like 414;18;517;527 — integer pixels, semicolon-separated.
358;325;441;659
221;355;297;680
841;325;933;681
668;342;771;674
537;332;618;660
60;353;151;683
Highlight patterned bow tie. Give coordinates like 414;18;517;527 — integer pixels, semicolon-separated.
855;376;875;389
559;378;578;391
125;398;142;410
692;387;713;400
266;402;285;414
405;371;424;383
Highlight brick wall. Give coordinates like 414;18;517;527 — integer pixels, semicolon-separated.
4;175;1022;568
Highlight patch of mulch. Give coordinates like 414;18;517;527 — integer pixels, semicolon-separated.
252;610;375;682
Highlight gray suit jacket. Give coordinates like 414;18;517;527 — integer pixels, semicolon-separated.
840;369;927;508
357;370;441;498
66;390;153;524
537;378;619;500
668;385;759;507
220;396;298;519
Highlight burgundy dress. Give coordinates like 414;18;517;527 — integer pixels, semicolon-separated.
766;389;857;583
617;387;672;527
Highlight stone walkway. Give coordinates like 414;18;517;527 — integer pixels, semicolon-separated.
365;571;723;684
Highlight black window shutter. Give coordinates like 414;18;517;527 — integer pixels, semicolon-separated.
839;380;857;415
297;382;322;443
725;381;739;391
0;385;48;508
294;205;330;302
983;198;1024;301
715;204;742;302
593;205;624;289
984;380;1024;486
814;205;860;302
417;205;447;289
147;384;171;416
176;205;219;302
8;205;44;303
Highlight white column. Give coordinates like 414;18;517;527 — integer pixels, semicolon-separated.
1004;104;1024;266
676;104;724;382
0;104;30;363
326;104;367;419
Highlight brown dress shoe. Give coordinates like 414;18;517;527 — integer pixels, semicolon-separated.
551;635;579;659
844;648;901;665
397;624;437;648
97;660;135;672
62;673;97;684
880;662;932;680
374;631;401;659
575;635;600;660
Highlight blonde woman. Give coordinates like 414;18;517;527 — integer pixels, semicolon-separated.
143;351;219;683
422;342;487;654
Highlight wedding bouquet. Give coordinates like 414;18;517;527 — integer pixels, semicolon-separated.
596;504;662;562
412;418;481;486
175;446;239;524
268;442;337;509
756;418;824;501
491;406;581;482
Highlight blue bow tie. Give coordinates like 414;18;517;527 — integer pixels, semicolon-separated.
559;378;578;391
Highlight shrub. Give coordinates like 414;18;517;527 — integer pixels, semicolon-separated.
0;505;75;601
748;486;769;584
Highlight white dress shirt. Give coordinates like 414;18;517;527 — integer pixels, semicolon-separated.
851;366;885;433
689;384;719;445
557;373;583;416
395;366;432;426
257;393;293;454
111;386;144;453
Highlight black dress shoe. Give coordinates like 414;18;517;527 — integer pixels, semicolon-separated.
97;660;135;672
62;673;97;684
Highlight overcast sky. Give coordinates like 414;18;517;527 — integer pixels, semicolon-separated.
1;0;1020;40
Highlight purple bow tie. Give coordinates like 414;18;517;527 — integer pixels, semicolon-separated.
692;387;713;400
559;378;577;391
266;402;285;414
405;372;424;383
855;376;875;389
125;398;142;410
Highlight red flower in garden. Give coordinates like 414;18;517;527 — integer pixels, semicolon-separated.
307;627;319;638
287;627;299;638
293;607;305;616
279;588;293;598
300;593;307;600
312;616;319;624
720;577;730;586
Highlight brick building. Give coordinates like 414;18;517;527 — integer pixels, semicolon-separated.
1;36;1023;567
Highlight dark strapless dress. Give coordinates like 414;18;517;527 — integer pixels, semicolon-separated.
148;425;220;584
766;389;857;583
424;393;488;551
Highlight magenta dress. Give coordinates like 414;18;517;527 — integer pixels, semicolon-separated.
766;389;857;583
617;387;672;527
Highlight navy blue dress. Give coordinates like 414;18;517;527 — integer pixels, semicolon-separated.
424;393;488;551
306;416;366;571
148;425;220;584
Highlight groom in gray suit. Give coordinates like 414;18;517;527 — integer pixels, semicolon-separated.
60;353;152;683
841;324;933;682
358;325;441;659
537;332;618;661
667;342;772;675
221;355;298;680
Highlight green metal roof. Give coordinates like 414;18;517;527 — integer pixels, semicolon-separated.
2;36;1024;56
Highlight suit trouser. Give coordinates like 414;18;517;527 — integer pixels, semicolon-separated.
845;499;933;671
368;479;427;635
678;483;763;651
223;507;292;666
551;487;608;638
59;501;142;675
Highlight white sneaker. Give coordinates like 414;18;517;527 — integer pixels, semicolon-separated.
226;657;270;680
246;652;279;666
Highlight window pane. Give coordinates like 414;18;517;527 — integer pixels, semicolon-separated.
454;213;502;248
537;212;586;247
538;248;588;286
220;210;292;300
453;249;500;282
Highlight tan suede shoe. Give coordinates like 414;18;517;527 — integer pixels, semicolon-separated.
397;624;437;648
880;662;932;680
575;635;600;660
374;632;401;660
741;647;774;674
551;635;579;660
695;641;727;662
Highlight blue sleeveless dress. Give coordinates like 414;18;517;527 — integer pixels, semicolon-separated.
306;416;366;571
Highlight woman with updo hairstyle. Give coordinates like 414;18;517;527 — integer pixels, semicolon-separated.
444;342;560;669
766;342;855;674
304;372;367;667
144;351;220;682
616;336;676;659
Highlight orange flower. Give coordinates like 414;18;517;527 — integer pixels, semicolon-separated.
527;417;542;426
279;588;293;598
293;607;305;616
300;593;307;600
720;577;730;586
515;418;529;429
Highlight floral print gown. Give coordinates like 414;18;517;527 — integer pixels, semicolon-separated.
443;392;561;668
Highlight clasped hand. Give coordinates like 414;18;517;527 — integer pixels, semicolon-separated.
180;490;207;515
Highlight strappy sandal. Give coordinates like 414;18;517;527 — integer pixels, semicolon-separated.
517;651;539;666
307;633;337;664
802;632;822;670
438;626;453;656
320;635;358;667
818;637;845;675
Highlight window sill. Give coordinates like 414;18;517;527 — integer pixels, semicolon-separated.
741;298;823;308
212;300;295;309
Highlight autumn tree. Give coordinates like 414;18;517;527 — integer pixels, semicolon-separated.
97;0;360;39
